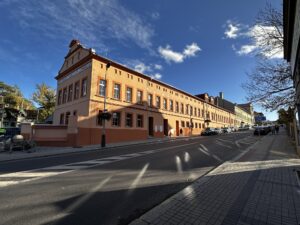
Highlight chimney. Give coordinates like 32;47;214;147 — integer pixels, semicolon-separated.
219;92;224;99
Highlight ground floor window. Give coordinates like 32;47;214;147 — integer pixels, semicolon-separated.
112;112;121;126
126;113;133;127
137;114;143;128
181;121;185;127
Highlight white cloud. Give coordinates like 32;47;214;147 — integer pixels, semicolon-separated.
134;63;151;73
2;0;154;50
158;45;185;63
224;21;240;39
225;20;283;59
183;43;201;57
154;64;163;70
152;73;162;79
158;43;201;63
237;45;256;55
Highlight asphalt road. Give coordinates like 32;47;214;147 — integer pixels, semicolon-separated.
0;131;259;225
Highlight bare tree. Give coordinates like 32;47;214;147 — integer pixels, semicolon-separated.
243;3;295;110
242;59;294;110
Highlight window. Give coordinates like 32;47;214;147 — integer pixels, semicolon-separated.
68;84;73;102
74;81;80;100
186;105;189;115
195;123;198;128
181;121;185;127
81;78;87;97
175;102;179;112
181;103;184;114
126;87;132;102
60;113;64;125
113;83;121;99
137;90;143;104
99;79;106;96
190;106;193;116
194;108;197;116
58;90;62;105
65;112;70;125
202;109;204;117
62;88;67;104
163;98;167;110
156;96;161;108
112;112;121;126
137;114;143;127
186;121;190;128
71;56;74;64
170;100;173;111
198;109;200;117
125;113;133;127
148;94;153;107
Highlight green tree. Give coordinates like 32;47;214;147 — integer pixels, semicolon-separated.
32;83;56;122
277;108;294;125
0;81;34;109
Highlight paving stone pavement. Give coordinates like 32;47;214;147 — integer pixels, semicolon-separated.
130;130;300;225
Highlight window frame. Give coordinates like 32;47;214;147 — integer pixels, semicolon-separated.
112;112;121;127
113;82;121;100
81;77;88;97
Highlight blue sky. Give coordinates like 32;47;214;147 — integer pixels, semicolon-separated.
0;0;282;120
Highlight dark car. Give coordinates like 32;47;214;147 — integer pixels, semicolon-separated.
201;128;218;136
253;126;270;135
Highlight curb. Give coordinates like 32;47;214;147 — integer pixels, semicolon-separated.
0;135;203;163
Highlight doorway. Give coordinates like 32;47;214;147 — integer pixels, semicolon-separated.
148;117;154;136
163;119;168;136
176;120;179;136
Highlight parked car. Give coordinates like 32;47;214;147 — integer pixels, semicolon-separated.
201;128;218;136
253;126;270;135
214;128;222;134
222;127;231;133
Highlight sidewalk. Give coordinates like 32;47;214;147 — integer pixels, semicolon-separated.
0;135;198;163
130;130;300;225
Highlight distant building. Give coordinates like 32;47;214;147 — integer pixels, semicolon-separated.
214;92;254;127
254;112;266;124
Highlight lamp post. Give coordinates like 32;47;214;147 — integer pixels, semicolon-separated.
101;62;111;148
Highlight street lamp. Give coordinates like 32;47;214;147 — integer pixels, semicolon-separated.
101;62;111;148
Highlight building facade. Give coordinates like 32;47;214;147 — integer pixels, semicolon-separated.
45;40;237;146
283;0;300;154
214;92;254;127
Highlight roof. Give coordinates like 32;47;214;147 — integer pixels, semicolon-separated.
56;40;235;115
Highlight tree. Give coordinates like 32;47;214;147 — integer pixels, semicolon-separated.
0;81;34;109
242;3;295;111
32;83;56;122
277;108;294;125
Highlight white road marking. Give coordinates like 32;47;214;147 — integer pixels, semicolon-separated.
0;142;199;188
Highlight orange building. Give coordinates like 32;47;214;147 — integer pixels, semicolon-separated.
44;40;235;146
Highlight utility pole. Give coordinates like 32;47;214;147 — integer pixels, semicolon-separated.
101;62;111;148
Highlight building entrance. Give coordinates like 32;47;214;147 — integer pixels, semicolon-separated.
148;117;154;136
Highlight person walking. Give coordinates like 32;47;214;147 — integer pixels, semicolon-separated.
275;125;279;134
271;126;275;135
